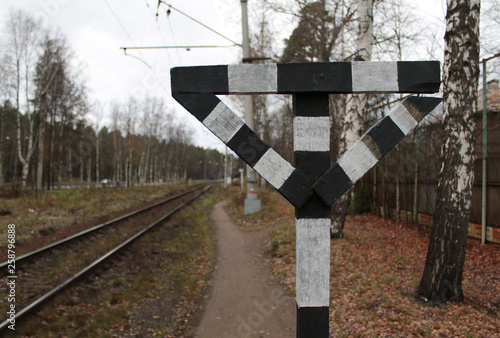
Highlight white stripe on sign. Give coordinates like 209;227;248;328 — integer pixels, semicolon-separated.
253;148;294;189
203;101;244;143
293;116;331;152
228;64;278;93
351;62;398;92
296;218;330;307
338;140;378;182
388;104;418;135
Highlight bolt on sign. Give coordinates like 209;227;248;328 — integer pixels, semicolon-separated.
171;61;441;337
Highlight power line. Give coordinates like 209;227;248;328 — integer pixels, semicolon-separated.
143;0;173;63
165;8;182;64
104;0;174;93
104;0;152;68
157;1;241;47
103;0;137;48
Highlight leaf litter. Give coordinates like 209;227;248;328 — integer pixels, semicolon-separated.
255;191;500;337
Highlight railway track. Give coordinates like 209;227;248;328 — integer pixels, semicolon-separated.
0;184;212;331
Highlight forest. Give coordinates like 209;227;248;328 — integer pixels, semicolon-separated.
0;8;233;189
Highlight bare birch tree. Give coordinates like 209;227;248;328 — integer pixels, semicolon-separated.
6;9;43;187
331;0;374;237
418;0;480;302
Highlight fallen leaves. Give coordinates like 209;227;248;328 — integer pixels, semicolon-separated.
269;212;499;336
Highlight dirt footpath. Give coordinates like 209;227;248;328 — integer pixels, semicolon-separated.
195;201;296;338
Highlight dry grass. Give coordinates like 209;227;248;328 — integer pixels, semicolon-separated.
0;184;192;250
9;187;221;337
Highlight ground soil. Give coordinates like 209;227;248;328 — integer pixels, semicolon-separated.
195;201;296;338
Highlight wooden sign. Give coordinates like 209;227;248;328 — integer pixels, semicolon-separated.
171;61;440;337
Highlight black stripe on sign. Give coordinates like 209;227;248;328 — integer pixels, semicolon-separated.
171;65;228;94
172;93;220;122
403;96;442;119
279;170;314;209
293;93;330;117
277;63;352;93
312;163;353;206
397;61;441;93
294;151;330;218
366;116;406;157
296;193;330;219
227;124;270;167
296;305;329;338
294;151;330;182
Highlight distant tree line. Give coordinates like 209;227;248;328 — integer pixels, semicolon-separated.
0;9;226;190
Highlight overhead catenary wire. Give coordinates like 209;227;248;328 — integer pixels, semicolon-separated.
104;0;152;68
143;0;173;63
165;7;183;64
104;0;138;49
104;0;172;92
127;1;241;53
156;1;241;47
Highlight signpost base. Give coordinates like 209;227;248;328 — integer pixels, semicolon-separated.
244;193;261;215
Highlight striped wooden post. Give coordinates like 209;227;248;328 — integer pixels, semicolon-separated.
293;94;331;336
171;62;441;337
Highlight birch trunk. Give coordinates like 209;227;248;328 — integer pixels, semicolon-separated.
138;142;146;184
16;108;35;188
418;0;480;302
331;0;373;237
36;114;45;191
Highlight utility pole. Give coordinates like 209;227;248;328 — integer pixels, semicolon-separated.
241;0;261;214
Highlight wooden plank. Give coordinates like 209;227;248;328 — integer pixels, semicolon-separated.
171;61;441;94
295;218;331;307
226;124;269;166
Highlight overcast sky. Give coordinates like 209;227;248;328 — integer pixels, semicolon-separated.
0;0;447;151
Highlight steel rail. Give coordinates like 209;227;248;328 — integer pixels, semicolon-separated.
0;184;212;331
0;185;207;269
